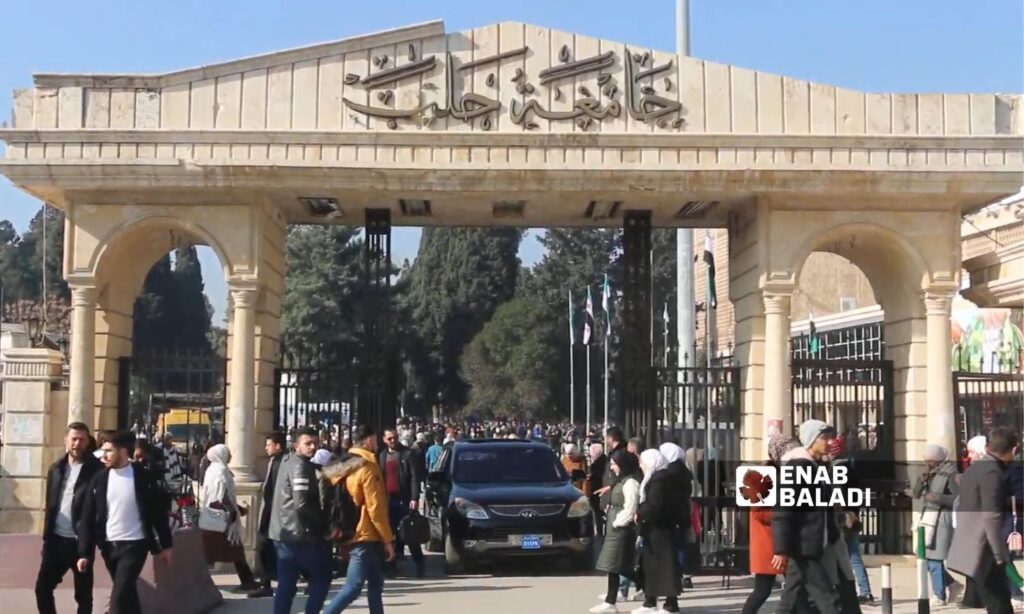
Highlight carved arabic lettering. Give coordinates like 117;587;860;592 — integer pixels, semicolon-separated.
340;45;684;131
623;48;685;128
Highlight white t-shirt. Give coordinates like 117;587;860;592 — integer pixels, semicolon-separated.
106;465;145;541
54;459;83;538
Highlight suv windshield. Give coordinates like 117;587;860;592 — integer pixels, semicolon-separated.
453;447;568;484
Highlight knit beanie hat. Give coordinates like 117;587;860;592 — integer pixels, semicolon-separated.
799;419;831;449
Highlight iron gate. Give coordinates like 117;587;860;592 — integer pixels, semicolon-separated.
117;350;227;446
273;346;357;447
953;371;1024;460
791;357;902;552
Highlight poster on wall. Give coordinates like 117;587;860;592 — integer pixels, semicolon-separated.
951;302;1024;373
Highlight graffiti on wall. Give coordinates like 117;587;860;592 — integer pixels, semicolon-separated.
951;306;1024;373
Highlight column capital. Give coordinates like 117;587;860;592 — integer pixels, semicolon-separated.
763;292;792;315
68;284;99;307
923;289;955;316
228;279;260;309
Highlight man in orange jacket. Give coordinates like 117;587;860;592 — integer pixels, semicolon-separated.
322;425;395;614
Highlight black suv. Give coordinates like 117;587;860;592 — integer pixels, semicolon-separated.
424;439;594;573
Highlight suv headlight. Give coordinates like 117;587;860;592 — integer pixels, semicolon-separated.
454;497;489;520
567;495;592;518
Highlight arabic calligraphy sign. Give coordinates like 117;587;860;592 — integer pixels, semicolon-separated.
341;46;685;131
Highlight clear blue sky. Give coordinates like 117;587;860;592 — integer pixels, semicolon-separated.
0;0;1020;322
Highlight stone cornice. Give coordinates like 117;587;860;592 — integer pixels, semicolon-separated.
31;20;445;89
0;129;1020;151
963;242;1024;269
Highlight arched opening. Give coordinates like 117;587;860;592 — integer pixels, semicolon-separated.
91;219;230;442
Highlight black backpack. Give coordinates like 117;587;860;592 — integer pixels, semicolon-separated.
328;454;361;543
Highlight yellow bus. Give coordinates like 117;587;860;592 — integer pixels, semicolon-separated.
156;408;214;446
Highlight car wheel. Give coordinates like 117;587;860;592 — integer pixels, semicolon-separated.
443;533;465;574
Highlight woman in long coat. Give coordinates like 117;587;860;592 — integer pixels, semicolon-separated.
914;443;960;606
636;448;683;613
200;444;258;591
591;449;642;614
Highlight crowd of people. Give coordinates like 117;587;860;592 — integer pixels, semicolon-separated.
30;415;1023;614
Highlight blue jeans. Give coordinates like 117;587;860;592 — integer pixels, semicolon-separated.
927;559;947;599
273;541;332;614
323;542;386;614
844;532;871;597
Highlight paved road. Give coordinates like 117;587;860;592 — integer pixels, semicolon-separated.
213;553;1000;614
8;552;1008;613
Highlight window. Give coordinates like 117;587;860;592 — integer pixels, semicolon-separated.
453;447;568;484
839;297;857;312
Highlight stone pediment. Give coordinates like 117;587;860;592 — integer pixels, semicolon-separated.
9;20;1022;137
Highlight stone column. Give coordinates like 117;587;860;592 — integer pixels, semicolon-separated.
763;290;793;449
67;284;98;428
227;283;258;482
925;290;957;452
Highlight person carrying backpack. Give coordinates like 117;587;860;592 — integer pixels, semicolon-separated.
321;425;394;614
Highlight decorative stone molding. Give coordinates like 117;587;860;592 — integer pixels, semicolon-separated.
69;284;98;307
0;348;64;381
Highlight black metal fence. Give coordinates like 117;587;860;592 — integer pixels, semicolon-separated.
117;350;226;446
953;370;1024;460
273;346;357;443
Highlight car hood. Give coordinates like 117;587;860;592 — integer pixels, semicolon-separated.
451;482;581;504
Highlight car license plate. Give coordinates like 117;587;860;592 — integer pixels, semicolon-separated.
512;536;552;548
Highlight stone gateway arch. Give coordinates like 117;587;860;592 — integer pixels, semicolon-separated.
0;20;1020;521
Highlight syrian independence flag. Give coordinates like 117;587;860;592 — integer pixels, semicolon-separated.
582;286;596;345
568;290;576;345
704;231;718;310
602;273;612;337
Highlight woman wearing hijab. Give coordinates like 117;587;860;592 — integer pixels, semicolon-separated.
659;443;694;580
636;448;683;614
591;449;642;614
743;436;800;614
199;444;258;591
914;443;961;607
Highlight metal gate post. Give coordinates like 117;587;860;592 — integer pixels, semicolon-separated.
359;208;396;437
621;211;654;444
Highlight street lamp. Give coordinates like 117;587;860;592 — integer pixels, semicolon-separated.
26;316;45;346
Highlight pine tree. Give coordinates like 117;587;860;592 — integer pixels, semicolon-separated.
172;245;213;352
405;228;522;411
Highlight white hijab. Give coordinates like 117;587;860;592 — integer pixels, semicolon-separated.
202;444;236;509
639;448;668;503
659;442;684;464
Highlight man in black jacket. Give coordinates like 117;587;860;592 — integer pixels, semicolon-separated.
772;419;841;614
269;426;330;614
36;422;104;614
248;431;287;599
76;431;173;614
595;427;626;509
379;428;424;577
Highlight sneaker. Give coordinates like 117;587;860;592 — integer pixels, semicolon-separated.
857;594;875;605
945;581;963;605
246;585;273;599
930;596;946;608
630;591;645;602
589;603;618;613
682;577;694;589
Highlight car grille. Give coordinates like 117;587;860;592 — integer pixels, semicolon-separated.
488;504;564;518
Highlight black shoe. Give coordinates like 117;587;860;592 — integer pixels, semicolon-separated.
246;585;274;599
858;594;875;605
683;577;694;589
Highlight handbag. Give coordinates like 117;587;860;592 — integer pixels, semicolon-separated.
1009;496;1022;552
198;505;229;533
399;511;430;545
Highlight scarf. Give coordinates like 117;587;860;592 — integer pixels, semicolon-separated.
639;449;668;503
203;444;241;544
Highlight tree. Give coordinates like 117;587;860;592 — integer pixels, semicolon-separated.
172;245;212;352
462;297;561;418
131;245;214;354
280;225;364;363
405;228;522;411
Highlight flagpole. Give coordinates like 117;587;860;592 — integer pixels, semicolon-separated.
603;329;609;435
586;342;592;439
569;290;575;429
